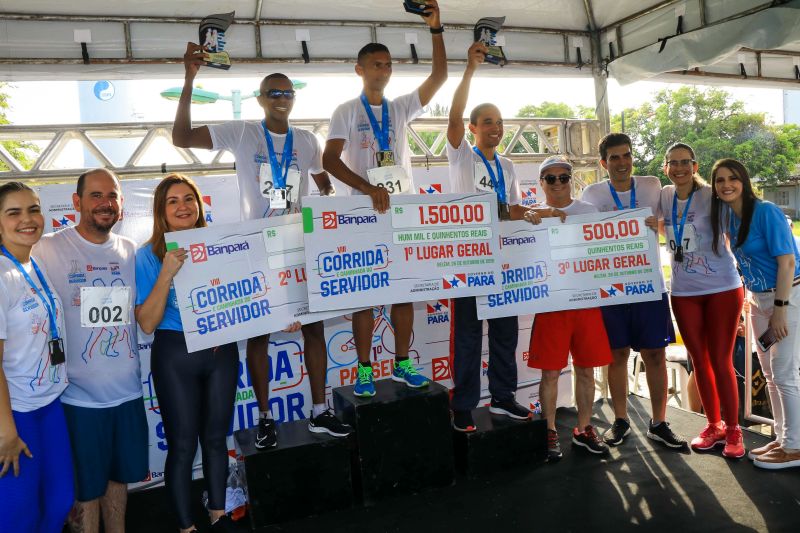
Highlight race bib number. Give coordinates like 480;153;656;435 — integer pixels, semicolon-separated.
473;162;497;193
666;224;698;254
260;164;301;203
367;165;410;195
80;287;132;327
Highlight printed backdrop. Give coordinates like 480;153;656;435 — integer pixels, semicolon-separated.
36;164;570;491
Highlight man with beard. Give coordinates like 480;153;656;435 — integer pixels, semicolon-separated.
34;168;147;533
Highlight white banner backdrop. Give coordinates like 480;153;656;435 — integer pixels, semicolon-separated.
35;167;567;492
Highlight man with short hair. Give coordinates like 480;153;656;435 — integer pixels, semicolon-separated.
527;155;613;460
580;133;687;449
173;46;352;448
34;168;148;533
322;0;447;397
445;41;532;431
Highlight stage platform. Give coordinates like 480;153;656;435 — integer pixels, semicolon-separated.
126;395;799;532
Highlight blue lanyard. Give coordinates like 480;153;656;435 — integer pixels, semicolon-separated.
671;188;696;252
472;147;507;204
1;246;60;341
608;178;636;210
261;121;294;189
359;93;391;151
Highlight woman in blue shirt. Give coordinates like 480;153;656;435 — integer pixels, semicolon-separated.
711;159;800;470
134;174;239;532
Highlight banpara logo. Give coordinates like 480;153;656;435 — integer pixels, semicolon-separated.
431;356;452;381
190;243;208;263
322;211;338;229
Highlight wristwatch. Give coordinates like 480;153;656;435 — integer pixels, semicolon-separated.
774;299;790;307
430;26;445;34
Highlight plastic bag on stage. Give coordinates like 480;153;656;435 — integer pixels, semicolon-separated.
201;457;248;520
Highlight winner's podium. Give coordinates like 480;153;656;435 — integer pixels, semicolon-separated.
234;421;353;528
333;379;454;504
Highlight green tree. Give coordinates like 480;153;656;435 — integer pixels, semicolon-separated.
615;86;800;186
0;83;38;171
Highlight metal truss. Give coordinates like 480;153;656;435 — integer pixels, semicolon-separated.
0;117;603;183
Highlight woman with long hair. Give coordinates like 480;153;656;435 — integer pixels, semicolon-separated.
134;174;239;531
711;158;800;470
0;182;73;531
660;144;745;457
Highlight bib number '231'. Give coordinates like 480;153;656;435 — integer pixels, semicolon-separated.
80;286;132;327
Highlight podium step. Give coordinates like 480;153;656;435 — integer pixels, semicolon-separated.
453;406;547;477
333;379;454;505
234;420;353;528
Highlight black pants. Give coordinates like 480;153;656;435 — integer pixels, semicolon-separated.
151;329;239;529
451;296;519;412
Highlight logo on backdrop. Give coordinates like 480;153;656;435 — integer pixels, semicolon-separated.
52;214;77;230
419;184;442;194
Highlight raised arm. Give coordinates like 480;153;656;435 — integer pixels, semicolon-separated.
172;42;213;149
416;0;448;107
447;42;487;149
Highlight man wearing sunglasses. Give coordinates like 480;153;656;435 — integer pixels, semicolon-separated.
444;41;535;432
580;133;686;450
526;155;613;460
322;1;447;398
172;43;352;448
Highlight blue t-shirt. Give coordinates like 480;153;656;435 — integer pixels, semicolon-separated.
135;243;183;331
727;200;800;292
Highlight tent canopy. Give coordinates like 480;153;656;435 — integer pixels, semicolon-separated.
1;0;798;87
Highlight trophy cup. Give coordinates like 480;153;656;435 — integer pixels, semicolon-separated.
403;1;431;16
200;12;235;70
474;16;507;66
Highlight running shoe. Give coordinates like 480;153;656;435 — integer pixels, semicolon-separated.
308;409;353;437
646;420;688;449
489;397;533;420
603;418;631;446
392;358;430;388
453;410;477;432
690;423;726;451
722;425;745;459
546;429;563;462
748;440;781;461
572;425;610;455
353;365;376;397
254;417;277;449
753;447;800;470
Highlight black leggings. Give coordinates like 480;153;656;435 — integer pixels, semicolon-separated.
151;329;239;529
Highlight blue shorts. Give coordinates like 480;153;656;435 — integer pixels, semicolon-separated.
62;397;149;501
600;293;675;351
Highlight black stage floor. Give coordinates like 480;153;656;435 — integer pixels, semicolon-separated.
127;396;800;533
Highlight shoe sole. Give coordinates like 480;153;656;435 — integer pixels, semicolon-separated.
753;458;800;470
254;439;277;450
690;439;725;451
453;424;477;433
353;390;376;397
488;406;532;420
308;424;352;438
547;453;563;462
646;431;687;449
391;375;429;388
572;437;610;455
722;449;746;459
603;426;631;446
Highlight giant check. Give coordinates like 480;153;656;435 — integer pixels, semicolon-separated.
476;208;662;319
167;214;350;352
302;193;502;311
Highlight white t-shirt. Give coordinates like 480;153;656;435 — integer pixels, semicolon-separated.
659;185;742;296
327;90;424;196
446;139;522;205
208;121;324;220
0;255;67;412
580;176;666;293
34;227;142;408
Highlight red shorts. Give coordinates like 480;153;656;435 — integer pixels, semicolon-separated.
528;308;612;370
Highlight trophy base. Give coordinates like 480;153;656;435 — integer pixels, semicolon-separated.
203;51;232;70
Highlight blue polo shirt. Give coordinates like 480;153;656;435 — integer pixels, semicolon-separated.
727;200;800;292
135;243;183;331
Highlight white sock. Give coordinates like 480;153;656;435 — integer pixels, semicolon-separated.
312;403;326;417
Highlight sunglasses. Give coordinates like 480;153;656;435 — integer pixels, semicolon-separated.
666;158;695;168
263;89;296;100
541;174;571;184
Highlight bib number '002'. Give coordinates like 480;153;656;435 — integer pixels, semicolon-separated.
367;165;410;195
80;287;132;327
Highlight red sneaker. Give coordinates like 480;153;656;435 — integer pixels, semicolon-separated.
690;423;726;451
722;425;746;459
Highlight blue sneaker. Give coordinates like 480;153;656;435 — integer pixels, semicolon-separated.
392;358;430;388
353;365;376;397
